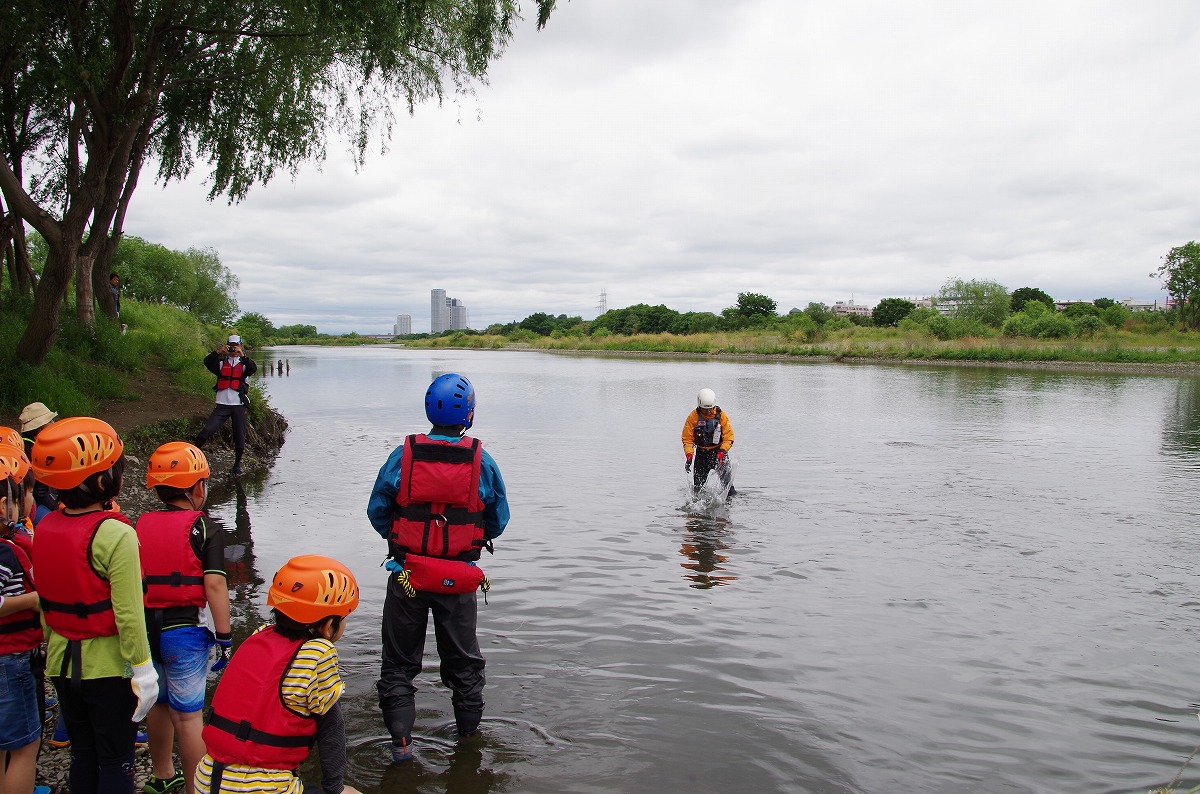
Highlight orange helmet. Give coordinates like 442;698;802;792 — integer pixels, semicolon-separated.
0;443;30;483
146;442;210;489
267;555;359;624
29;417;123;490
0;427;22;450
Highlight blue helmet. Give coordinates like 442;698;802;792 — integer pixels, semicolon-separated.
425;373;475;429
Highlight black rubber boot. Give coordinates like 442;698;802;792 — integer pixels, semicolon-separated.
454;705;482;737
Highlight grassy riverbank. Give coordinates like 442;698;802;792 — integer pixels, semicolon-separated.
0;296;222;416
386;325;1200;371
0;297;284;458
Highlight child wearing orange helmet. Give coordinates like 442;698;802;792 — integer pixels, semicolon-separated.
137;442;231;794
30;417;157;794
195;555;362;794
0;443;44;794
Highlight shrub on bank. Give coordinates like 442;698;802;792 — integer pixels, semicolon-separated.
0;296;272;416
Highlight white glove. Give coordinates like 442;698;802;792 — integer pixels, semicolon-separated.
130;659;159;723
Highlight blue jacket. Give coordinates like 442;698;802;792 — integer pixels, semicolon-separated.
367;433;509;541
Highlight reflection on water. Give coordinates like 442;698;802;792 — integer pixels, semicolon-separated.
1163;378;1200;459
209;347;1200;793
346;736;512;794
207;477;267;641
679;517;737;589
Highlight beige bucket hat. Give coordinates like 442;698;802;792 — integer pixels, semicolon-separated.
18;402;58;433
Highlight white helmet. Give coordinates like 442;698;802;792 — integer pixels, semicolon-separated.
697;388;717;409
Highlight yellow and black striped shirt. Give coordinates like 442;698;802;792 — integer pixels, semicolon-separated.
195;626;344;794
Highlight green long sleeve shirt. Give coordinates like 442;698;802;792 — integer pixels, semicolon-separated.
42;516;152;679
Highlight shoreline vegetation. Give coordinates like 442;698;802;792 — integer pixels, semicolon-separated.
0;299;288;475
236;286;1200;377
283;331;1200;377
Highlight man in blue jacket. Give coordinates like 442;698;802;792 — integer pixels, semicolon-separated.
367;373;509;764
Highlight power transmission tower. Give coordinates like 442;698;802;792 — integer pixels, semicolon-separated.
597;289;608;313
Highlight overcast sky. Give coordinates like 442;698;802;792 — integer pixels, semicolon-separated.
126;0;1200;334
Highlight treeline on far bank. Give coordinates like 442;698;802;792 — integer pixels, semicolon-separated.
385;285;1200;366
397;285;1181;346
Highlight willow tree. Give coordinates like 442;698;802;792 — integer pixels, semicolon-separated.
1153;241;1200;330
0;0;556;364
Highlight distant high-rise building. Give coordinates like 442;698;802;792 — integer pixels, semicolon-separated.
431;288;449;333
449;299;469;330
431;288;470;332
394;314;412;335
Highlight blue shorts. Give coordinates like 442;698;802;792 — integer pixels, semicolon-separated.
154;626;212;713
0;652;41;750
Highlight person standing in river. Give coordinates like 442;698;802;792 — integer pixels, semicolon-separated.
366;373;510;763
193;335;256;477
682;388;735;495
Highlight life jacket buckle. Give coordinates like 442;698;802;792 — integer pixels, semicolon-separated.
432;513;448;528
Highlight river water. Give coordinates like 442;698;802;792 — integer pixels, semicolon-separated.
209;346;1200;793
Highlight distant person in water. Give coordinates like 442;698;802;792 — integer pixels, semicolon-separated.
682;388;735;495
194;335;256;477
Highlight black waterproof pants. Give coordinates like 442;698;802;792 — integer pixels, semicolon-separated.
194;403;247;462
377;573;486;745
692;447;720;491
52;675;138;794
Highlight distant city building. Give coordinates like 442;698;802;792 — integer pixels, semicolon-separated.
833;300;873;317
394;314;412;335
450;299;469;330
431;288;449;333
430;288;470;332
1120;298;1164;312
906;297;934;310
933;297;963;316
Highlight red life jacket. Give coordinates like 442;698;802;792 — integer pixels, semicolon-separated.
0;538;42;654
34;510;129;640
203;626;317;768
10;524;33;558
136;510;206;608
215;359;246;393
390;435;485;560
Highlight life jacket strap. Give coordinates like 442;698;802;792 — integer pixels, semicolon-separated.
210;761;226;794
207;712;313;748
41;597;113;620
143;573;206;587
394;504;484;525
0;615;41;634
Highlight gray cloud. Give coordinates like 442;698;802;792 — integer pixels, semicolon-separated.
124;0;1198;332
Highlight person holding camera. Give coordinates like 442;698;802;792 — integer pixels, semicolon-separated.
194;335;257;477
